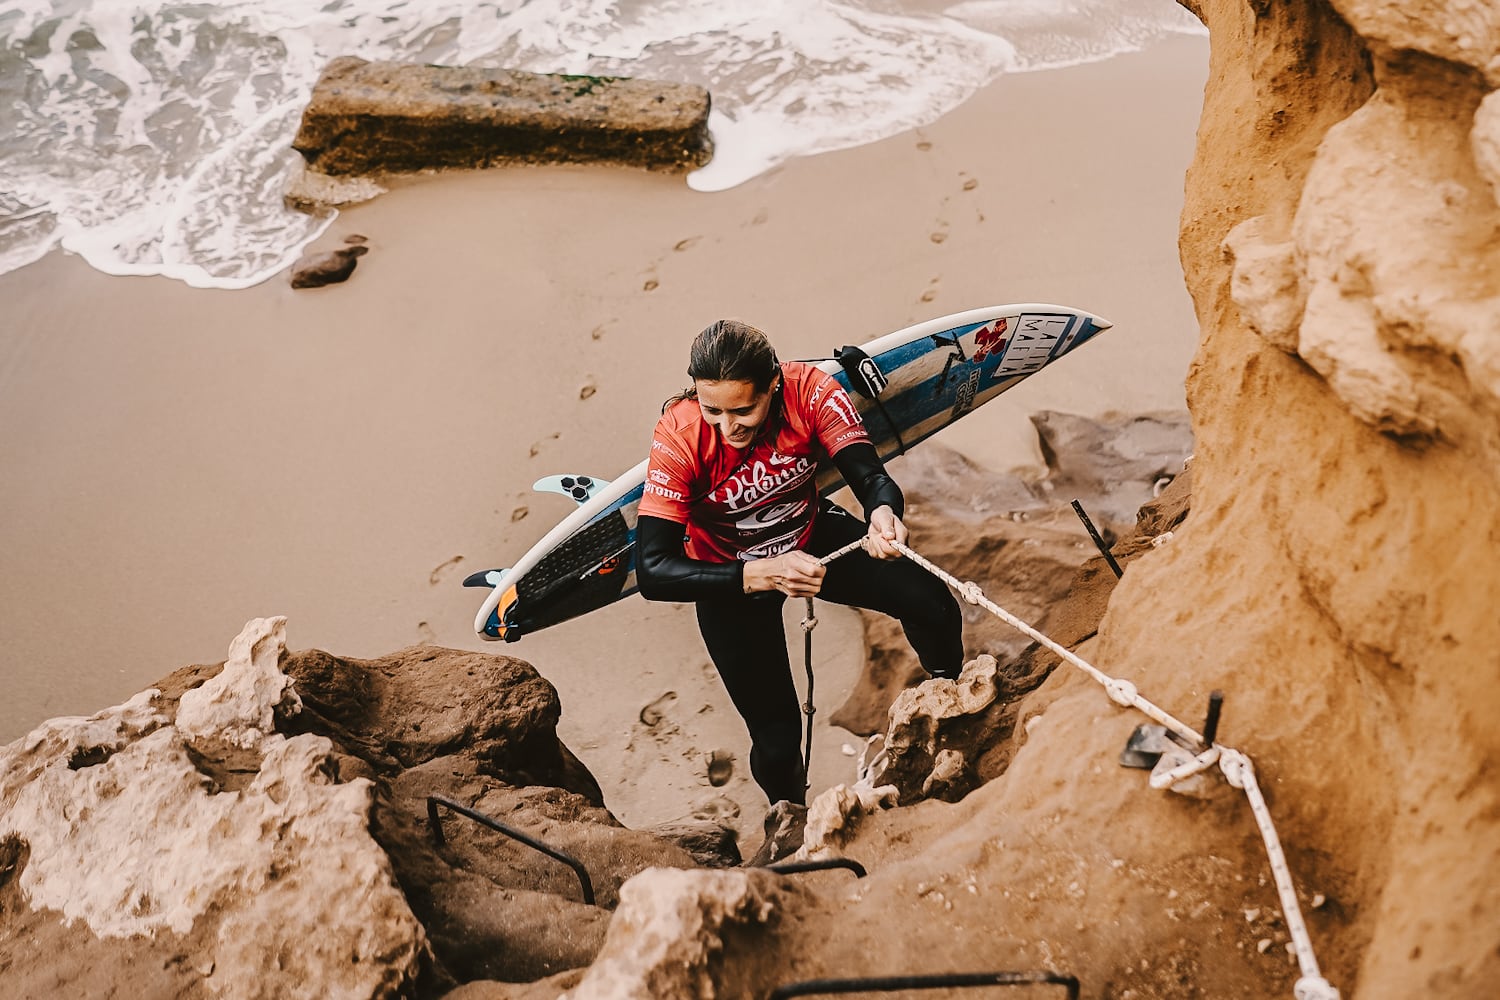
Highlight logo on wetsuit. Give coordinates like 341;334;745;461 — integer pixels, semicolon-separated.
712;455;814;512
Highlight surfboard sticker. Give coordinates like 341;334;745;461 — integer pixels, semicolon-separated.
475;304;1110;641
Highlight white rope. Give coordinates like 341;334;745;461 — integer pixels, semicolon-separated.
819;537;1338;1000
816;536;869;567
893;541;1206;743
1147;745;1221;790
1219;750;1338;999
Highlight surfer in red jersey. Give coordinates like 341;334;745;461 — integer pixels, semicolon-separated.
636;319;963;811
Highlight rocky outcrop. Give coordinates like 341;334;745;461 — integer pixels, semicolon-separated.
290;57;712;185
795;4;1497;988
1160;1;1498;994
0;617;429;999
0;618;729;996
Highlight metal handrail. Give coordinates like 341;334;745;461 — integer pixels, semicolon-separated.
771;970;1080;999
426;795;596;905
761;857;868;879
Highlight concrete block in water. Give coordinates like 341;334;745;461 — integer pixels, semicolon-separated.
291;56;713;177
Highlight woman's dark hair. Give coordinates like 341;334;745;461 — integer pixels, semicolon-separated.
663;319;780;411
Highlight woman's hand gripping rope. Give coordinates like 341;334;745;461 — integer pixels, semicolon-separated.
743;550;826;597
864;504;907;560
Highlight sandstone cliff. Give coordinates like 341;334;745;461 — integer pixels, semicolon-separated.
794;0;1498;994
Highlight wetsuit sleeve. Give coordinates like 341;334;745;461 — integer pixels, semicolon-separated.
832;442;904;521
639;417;698;523
636;515;745;601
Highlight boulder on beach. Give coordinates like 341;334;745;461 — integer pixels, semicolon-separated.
290;57;713;183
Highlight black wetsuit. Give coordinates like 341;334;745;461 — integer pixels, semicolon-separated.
636;442;963;804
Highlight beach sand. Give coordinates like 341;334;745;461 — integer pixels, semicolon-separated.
0;37;1208;837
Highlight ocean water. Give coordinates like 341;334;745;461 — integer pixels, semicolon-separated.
0;0;1203;289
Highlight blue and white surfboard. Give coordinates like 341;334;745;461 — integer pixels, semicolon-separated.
471;304;1110;641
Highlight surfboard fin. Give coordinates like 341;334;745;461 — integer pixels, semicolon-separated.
463;568;508;589
534;474;611;504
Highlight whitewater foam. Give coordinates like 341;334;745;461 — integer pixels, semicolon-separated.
0;0;1203;289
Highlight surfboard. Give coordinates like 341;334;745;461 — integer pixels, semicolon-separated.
472;304;1110;641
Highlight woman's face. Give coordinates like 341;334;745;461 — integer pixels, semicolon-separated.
695;376;780;448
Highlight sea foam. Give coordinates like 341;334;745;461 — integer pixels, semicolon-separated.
0;0;1203;289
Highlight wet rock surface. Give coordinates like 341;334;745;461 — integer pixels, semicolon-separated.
291;57;713;183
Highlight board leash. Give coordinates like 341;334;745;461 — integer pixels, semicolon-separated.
800;596;816;795
798;537;876;791
809;536;1338;1000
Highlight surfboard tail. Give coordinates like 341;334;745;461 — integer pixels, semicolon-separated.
476;581;523;641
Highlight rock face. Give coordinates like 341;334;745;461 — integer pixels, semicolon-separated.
1158;1;1499;994
558;868;792;1000
0;619;723;997
291;57;713;180
0;617;429;999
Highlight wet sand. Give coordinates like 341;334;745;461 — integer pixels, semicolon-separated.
0;37;1208;832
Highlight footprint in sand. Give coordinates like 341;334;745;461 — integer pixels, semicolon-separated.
511;505;529;522
640;690;678;728
579;380;597;400
706;749;734;787
920;278;940;304
416;621;437;644
691;795;742;825
643;276;660;292
962;176;978;192
429;555;464;585
930;230;948;244
529;431;560;458
673;236;701;252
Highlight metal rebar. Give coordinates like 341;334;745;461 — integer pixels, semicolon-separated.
426;795;596;905
770;970;1080;999
1202;690;1225;747
1070;499;1123;579
802;596;817;794
761;857;867;879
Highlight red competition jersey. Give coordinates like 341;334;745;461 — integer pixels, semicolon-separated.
640;361;870;562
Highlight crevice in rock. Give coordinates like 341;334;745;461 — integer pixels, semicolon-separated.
182;739;266;795
0;837;29;897
66;745;115;770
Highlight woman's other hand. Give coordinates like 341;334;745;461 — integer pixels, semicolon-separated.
865;505;907;560
743;550;826;597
